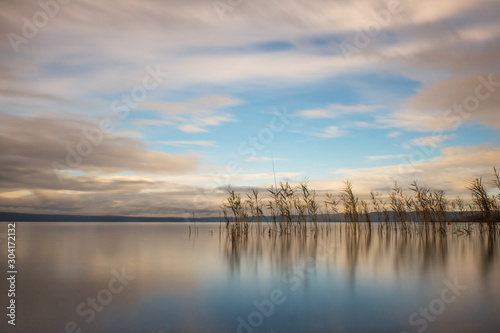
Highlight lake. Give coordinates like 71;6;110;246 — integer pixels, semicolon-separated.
1;222;499;333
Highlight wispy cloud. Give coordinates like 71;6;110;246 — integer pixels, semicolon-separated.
314;126;347;138
143;95;242;133
333;144;500;196
134;119;174;126
387;132;403;139
118;130;144;138
298;104;380;119
366;154;407;161
0;112;201;184
245;156;288;162
177;125;209;133
404;134;455;148
159;140;216;147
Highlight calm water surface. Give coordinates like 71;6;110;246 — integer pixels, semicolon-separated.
1;222;499;333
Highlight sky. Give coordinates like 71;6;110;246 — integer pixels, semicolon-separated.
0;0;499;217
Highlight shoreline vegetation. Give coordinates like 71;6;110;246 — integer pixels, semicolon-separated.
221;167;500;239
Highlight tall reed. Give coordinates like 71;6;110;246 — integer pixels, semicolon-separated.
340;181;359;225
370;191;383;223
220;166;499;239
246;188;264;231
222;187;248;238
389;182;408;229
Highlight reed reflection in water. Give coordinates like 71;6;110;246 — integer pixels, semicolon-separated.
220;223;500;332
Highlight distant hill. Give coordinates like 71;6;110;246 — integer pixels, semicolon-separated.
0;212;217;222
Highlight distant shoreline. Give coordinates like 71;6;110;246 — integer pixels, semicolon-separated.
0;212;215;223
0;211;484;223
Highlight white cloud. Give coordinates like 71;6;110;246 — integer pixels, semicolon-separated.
0;112;201;184
159;172;301;185
118;130;144;138
159;140;216;147
135;119;174;126
142;95;242;133
387;132;403;139
314;126;347;138
379;74;500;131
366;154;407;161
178;125;208;133
404;134;455;148
245;156;288;162
333;144;500;197
298;104;380;119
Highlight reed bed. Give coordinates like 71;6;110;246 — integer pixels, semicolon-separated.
221;167;500;238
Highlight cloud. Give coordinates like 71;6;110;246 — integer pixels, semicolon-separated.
314;126;347;138
141;95;242;133
404;134;455;148
2;1;497;130
135;119;174;126
333;144;500;196
380;73;500;131
177;125;209;133
159;141;216;147
245;156;288;162
352;121;372;128
1;0;405;106
387;132;403;139
298;104;380;119
0;112;200;191
160;172;301;185
0;112;215;217
117;130;144;138
0;183;224;217
366;154;407;161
